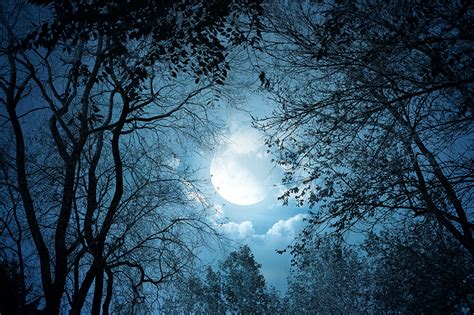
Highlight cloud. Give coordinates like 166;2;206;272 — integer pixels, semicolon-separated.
265;214;307;240
214;214;307;244
220;221;255;239
255;213;308;243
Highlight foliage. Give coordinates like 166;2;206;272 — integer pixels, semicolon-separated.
161;245;282;314
286;239;368;314
286;220;474;313
221;245;271;314
257;0;474;254
24;0;264;89
364;219;474;313
202;266;226;314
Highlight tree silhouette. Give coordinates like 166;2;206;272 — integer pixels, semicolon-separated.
0;0;263;313
221;245;270;314
286;239;367;313
256;0;473;254
364;220;474;313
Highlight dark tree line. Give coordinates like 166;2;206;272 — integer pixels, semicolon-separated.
159;224;473;314
286;219;473;314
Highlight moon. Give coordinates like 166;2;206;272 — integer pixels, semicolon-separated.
210;128;271;206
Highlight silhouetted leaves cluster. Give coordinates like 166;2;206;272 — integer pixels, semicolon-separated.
24;0;263;90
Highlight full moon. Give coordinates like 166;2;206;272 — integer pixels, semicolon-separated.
210;128;271;205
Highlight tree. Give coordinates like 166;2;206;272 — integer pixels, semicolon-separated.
174;274;207;314
266;285;285;314
157;246;283;314
220;245;271;314
256;1;473;254
285;219;474;313
286;239;368;314
202;266;226;314
163;266;226;314
364;219;474;313
0;0;263;313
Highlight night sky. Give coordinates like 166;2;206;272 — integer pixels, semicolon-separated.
197;95;308;292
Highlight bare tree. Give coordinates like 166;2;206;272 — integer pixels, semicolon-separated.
255;1;473;254
0;0;263;313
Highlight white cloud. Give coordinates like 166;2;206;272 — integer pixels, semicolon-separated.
220;221;255;239
254;213;308;243
215;214;307;244
266;214;307;239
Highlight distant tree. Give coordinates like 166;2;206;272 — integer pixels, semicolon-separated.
266;286;285;314
286;219;473;313
220;245;271;314
0;0;263;313
169;274;206;314
364;219;474;313
202;266;226;314
157;268;222;314
286;239;367;314
157;247;283;314
256;0;473;254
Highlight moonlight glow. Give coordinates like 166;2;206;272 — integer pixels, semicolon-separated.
210;128;271;205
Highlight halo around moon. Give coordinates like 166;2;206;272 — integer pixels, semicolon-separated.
210;128;271;206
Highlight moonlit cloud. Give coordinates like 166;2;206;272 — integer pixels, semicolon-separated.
221;221;255;239
215;214;307;244
264;214;308;240
254;213;308;242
